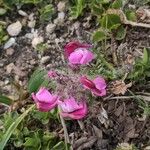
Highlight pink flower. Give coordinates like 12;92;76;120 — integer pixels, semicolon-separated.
32;87;58;112
64;41;94;65
48;70;57;78
68;48;94;65
80;76;107;96
58;98;87;120
64;41;92;57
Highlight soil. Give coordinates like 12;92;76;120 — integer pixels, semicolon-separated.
0;1;150;150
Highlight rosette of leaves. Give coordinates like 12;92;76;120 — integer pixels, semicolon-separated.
0;107;68;150
92;0;127;43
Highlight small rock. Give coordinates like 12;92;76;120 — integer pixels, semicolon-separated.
46;23;56;33
73;21;80;29
25;33;34;39
54;12;65;24
41;56;50;64
4;38;16;49
4;79;9;85
18;10;28;17
57;1;66;12
28;13;34;21
28;20;36;28
58;12;65;20
6;63;15;73
0;63;4;67
0;81;4;87
30;59;36;65
32;36;44;48
21;18;28;26
6;48;14;56
7;21;22;36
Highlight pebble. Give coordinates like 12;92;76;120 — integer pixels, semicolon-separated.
18;10;28;17
25;33;34;39
41;56;50;64
6;48;14;56
46;23;56;33
32;36;44;48
54;12;65;24
58;12;65;21
7;21;22;36
4;38;16;49
28;20;36;28
30;59;36;65
73;21;80;29
6;63;15;73
0;63;4;67
28;13;34;21
57;1;66;12
4;79;9;85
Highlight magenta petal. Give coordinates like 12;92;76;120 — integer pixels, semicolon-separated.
93;77;106;90
71;102;87;115
80;49;94;64
64;41;81;57
36;100;57;112
80;76;95;89
59;98;83;113
60;101;87;120
36;87;53;103
32;93;38;102
68;50;83;64
61;112;86;120
64;41;92;57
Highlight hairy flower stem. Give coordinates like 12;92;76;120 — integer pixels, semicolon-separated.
58;106;72;150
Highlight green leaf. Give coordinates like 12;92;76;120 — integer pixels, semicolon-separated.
111;0;122;9
51;141;67;150
28;69;48;93
39;4;54;21
90;2;104;16
116;25;126;40
125;10;137;21
23;0;43;4
101;14;121;30
143;48;149;65
24;132;41;149
0;95;12;106
93;30;107;42
70;0;86;19
0;105;34;150
96;0;110;4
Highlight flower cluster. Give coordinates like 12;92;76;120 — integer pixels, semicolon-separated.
32;41;107;120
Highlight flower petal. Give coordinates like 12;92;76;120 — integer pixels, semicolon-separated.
93;77;106;89
80;76;95;89
68;50;83;64
59;98;83;113
36;87;53;103
36;100;58;112
79;49;94;64
64;41;92;57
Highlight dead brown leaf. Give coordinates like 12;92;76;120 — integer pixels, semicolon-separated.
109;80;132;95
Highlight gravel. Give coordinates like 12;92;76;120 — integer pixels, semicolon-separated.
4;38;16;49
7;21;22;36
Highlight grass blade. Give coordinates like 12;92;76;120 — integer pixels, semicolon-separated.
0;105;34;150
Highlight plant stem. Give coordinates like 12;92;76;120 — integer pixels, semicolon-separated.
58;106;71;150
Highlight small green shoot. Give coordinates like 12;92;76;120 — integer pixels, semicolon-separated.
70;0;86;19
